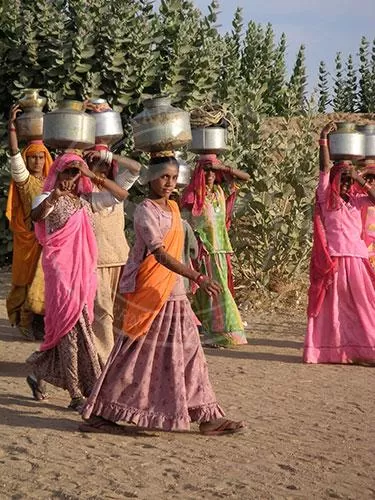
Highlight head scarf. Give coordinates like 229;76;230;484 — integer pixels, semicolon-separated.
43;153;93;194
180;154;237;229
6;141;53;222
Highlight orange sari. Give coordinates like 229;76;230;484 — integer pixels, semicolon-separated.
123;200;183;339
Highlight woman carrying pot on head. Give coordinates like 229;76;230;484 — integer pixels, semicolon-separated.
304;122;375;364
180;154;250;348
359;163;375;270
26;153;129;410
80;154;245;436
6;103;53;341
83;145;141;368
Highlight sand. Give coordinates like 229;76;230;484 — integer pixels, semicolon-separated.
1;269;375;500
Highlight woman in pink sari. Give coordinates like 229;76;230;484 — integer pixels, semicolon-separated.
304;122;375;364
360;164;375;270
26;153;128;410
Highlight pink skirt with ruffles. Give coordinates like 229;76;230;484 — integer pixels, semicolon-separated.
304;256;375;364
82;297;225;431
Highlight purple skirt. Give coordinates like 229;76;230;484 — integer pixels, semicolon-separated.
82;298;224;431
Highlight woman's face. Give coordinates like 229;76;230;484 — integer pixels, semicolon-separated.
149;165;178;198
57;161;81;191
205;167;216;188
364;173;375;187
340;170;353;197
26;152;45;175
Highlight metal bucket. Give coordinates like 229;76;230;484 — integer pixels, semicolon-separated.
357;124;375;159
132;96;192;152
329;122;365;161
16;89;46;141
86;98;123;145
43;100;96;149
190;127;228;154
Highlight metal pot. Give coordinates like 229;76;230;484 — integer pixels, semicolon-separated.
175;152;191;188
43;100;96;149
16;89;46;141
86;98;123;145
329;122;365;161
357;124;375;159
132;96;191;152
190;127;228;154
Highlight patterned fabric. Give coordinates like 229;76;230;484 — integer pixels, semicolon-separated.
190;185;247;347
27;306;101;398
82;199;224;431
82;299;224;430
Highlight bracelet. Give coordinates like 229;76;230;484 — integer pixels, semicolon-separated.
319;138;328;146
92;175;106;188
8;126;16;132
99;149;113;164
364;182;372;191
195;273;205;285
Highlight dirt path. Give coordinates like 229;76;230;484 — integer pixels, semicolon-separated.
0;270;374;499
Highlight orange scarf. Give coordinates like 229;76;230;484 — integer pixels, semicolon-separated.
123;200;184;339
6;143;53;286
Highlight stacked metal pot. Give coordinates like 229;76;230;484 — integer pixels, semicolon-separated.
328;122;375;162
132;96;193;187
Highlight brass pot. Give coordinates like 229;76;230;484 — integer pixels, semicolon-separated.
16;89;47;141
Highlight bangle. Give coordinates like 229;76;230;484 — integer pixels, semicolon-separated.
10;149;20;156
319;138;328;146
8;126;16;132
92;175;106;188
195;273;205;286
364;182;372;191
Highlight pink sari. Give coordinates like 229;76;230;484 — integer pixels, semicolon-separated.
34;154;98;351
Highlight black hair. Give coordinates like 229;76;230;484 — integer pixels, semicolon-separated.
149;156;178;168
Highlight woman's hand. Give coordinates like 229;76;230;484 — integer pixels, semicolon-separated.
75;162;95;179
83;150;101;165
198;276;221;296
9;104;22;126
321;121;337;138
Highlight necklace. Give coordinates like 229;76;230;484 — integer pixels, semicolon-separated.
206;188;221;213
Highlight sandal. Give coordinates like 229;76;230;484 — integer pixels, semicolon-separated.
79;416;127;435
26;375;48;401
199;418;246;436
68;397;86;412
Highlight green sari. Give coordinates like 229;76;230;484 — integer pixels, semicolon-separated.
191;185;247;347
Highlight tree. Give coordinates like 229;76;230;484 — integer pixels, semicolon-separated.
317;60;330;113
342;54;357;112
358;36;373;112
288;44;307;114
332;52;346;111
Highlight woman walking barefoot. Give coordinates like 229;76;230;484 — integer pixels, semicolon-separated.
304;122;375;364
80;155;245;435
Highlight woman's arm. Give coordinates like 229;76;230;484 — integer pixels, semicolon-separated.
212;162;250;182
351;169;375;204
319;121;337;173
76;162;129;201
152;246;220;296
8;104;21;156
84;150;141;175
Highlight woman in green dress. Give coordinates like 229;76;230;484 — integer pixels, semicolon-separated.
181;154;249;347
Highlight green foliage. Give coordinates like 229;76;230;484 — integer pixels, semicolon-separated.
0;0;374;285
317;61;330;112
